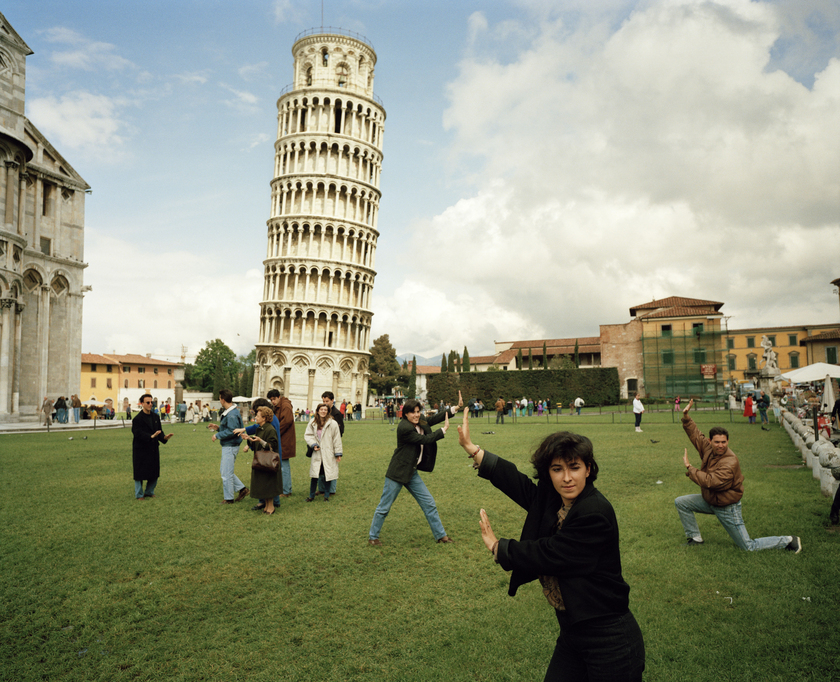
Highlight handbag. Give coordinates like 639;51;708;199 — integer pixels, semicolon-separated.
252;448;280;473
305;444;315;458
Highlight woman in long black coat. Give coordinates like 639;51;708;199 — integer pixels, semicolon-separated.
457;410;645;681
245;405;281;515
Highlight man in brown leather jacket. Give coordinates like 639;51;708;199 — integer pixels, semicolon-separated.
675;399;801;552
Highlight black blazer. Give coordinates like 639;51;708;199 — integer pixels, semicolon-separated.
479;450;630;627
384;408;453;485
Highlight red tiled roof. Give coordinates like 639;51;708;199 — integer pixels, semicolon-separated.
81;353;115;364
105;353;181;366
469;355;500;364
801;329;840;342
629;296;724;317
636;306;724;320
415;365;441;375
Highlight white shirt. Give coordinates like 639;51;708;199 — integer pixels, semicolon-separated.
633;398;644;414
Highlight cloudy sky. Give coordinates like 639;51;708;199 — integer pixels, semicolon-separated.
8;0;840;361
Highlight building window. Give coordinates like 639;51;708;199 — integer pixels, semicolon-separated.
154;380;158;389
90;364;97;372
125;366;130;373
627;378;638;394
138;379;145;389
746;337;755;348
788;334;797;346
322;50;329;66
747;354;757;370
662;350;675;365
168;381;172;388
828;347;838;364
789;352;800;369
124;379;129;388
694;348;706;364
727;355;736;371
168;369;172;375
766;335;776;346
138;367;145;373
90;378;96;388
692;323;704;335
106;365;113;373
106;378;112;389
726;338;734;350
40;237;51;256
154;367;159;374
42;181;54;216
661;325;672;338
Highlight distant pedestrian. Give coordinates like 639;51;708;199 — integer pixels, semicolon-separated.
574;397;584;416
633;393;645;433
495;397;505;424
674;396;681;412
41;397;53;426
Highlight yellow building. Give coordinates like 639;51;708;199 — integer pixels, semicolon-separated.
723;324;838;384
79;354;119;403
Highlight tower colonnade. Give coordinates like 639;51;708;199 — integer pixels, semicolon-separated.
253;30;384;410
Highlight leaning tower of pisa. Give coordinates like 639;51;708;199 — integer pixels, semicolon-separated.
253;29;384;410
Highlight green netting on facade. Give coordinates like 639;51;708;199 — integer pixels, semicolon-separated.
641;328;725;398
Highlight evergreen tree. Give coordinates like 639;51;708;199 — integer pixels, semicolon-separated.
212;355;224;400
447;350;455;373
369;334;402;394
441;354;448;373
463;346;471;372
192;339;238;393
528;347;533;370
517;348;523;370
402;358;408;370
542;341;548;369
574;339;580;368
408;356;417;398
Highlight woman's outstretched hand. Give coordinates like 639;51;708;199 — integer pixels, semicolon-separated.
442;410;450;434
458;408;484;467
479;508;498;553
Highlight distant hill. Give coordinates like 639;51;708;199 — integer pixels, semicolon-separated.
396;353;444;368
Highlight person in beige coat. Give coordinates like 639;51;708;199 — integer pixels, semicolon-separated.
304;404;343;502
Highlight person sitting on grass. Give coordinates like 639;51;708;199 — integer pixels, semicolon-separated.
675;398;801;552
456;409;645;680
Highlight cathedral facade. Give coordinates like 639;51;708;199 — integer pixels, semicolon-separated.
0;13;89;422
253;30;384;409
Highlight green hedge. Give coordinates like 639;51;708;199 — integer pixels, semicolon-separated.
427;368;620;408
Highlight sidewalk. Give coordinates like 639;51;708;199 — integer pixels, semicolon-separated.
0;418;129;434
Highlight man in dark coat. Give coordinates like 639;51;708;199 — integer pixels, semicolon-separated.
132;393;173;500
268;389;296;497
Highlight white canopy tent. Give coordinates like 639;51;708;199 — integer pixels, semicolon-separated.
780;362;840;384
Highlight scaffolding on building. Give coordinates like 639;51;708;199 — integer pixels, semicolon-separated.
641;327;725;399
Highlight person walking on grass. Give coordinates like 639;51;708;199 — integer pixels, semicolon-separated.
209;389;249;505
675;399;801;553
632;392;645;433
132;393;173;500
368;392;464;546
495;397;505;424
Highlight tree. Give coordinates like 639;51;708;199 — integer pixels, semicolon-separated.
574;339;580;368
407;356;417;398
441;354;448;373
462;346;471;372
447;350;455;373
550;355;577;370
191;339;238;394
528;347;533;370
402;358;408;370
517;348;523;370
455;351;461;373
369;334;401;395
542;342;548;369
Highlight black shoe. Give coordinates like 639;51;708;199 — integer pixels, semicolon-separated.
684;538;704;546
251;504;266;511
785;536;802;554
830;513;839;526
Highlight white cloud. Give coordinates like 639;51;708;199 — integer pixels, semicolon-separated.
247;133;271;150
220;84;260;111
27;91;130;161
239;62;269;81
273;0;306;24
174;72;209;85
382;0;839;353
81;229;262;359
41;26;134;71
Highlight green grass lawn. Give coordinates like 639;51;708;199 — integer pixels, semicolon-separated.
1;413;836;681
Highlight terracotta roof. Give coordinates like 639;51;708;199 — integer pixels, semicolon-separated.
801;329;840;342
81;353;115;364
629;296;724;317
469;355;500;364
636;306;724;320
727;324;838;334
104;353;181;366
415;365;441;375
509;337;601;349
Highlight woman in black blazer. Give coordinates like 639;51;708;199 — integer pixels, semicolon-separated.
457;411;645;681
368;393;463;546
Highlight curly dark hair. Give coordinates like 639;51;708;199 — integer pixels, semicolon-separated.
530;431;598;483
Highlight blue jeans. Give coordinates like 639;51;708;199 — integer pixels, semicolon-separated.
496;411;504;424
135;479;157;498
369;473;447;541
547;611;645;682
675;495;791;551
220;445;246;501
281;458;292;495
73;407;80;423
